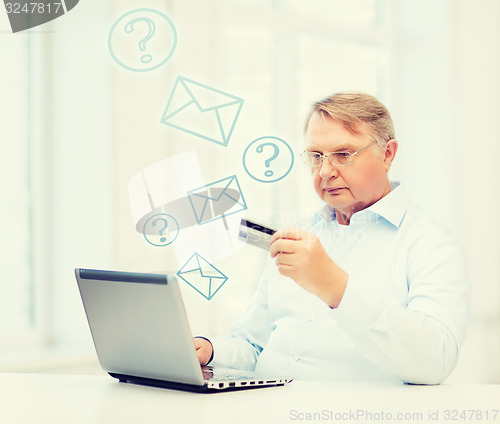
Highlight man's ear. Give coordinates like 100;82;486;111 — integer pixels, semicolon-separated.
383;139;398;171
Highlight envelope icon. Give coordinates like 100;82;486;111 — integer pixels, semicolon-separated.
177;253;228;300
187;175;247;225
160;76;244;147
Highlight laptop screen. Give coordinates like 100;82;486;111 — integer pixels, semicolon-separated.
75;268;204;386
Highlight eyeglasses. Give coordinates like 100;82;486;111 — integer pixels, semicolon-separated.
300;141;378;167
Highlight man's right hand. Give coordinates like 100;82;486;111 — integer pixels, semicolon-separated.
194;337;213;366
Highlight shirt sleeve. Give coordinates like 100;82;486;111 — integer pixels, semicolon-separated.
209;261;275;371
333;227;471;385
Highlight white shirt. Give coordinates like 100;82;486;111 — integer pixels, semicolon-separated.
210;183;470;384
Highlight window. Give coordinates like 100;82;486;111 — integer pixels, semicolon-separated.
128;0;393;334
1;0;394;349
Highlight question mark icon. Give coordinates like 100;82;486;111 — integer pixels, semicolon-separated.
243;136;295;183
143;213;179;247
152;217;168;242
108;8;177;72
256;143;280;177
124;17;155;64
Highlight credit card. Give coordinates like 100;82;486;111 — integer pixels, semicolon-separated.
239;219;277;250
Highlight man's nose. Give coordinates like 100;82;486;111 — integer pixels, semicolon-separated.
319;157;338;180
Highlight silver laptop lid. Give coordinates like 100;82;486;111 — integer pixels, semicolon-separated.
75;268;205;386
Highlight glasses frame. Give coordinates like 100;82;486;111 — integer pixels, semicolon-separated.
300;140;378;167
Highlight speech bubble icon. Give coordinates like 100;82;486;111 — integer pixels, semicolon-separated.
4;0;79;33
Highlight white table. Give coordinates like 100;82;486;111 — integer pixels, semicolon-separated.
1;373;499;424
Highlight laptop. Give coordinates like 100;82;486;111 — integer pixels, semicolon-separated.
75;268;292;393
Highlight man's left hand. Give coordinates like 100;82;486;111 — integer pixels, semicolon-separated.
270;228;348;308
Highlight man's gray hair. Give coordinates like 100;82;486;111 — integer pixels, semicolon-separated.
304;91;395;150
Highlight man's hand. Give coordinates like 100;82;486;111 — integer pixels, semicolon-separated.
194;337;213;366
270;228;348;308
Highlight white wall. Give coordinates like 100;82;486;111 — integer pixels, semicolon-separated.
447;0;500;383
388;0;500;383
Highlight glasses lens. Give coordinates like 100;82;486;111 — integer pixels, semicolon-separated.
330;152;351;166
302;152;320;166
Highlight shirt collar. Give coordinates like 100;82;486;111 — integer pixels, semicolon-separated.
317;181;409;228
